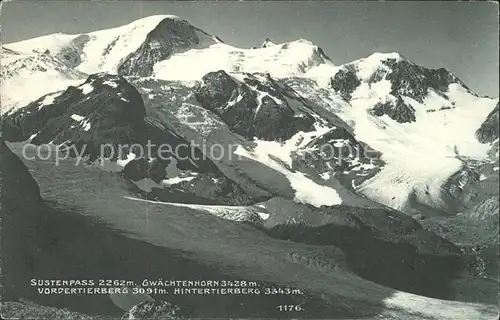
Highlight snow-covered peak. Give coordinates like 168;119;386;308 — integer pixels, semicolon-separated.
348;52;405;82
153;38;336;82
366;51;404;61
330;49;475;110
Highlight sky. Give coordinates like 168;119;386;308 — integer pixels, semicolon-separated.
1;1;498;97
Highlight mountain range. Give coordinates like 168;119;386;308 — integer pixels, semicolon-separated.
1;15;498;319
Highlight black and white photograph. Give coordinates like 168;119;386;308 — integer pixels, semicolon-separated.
0;1;499;319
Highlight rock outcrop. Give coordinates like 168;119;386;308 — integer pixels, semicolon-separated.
372;95;417;123
195;70;315;141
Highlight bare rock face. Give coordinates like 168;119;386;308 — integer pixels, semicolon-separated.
371;95;416;123
330;68;361;100
2;73;146;161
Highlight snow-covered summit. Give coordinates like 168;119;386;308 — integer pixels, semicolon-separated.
2;11;499;221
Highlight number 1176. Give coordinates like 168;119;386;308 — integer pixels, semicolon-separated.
278;305;303;312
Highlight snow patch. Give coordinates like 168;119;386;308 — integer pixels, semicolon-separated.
320;172;332;180
162;176;196;185
71;114;85;122
234;142;342;207
77;15;178;74
38;92;60;109
79;83;94;95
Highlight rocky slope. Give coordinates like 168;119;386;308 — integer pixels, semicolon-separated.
3;16;496;215
2;13;497;220
2;73;262;206
121;300;182;320
3;73;147;159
